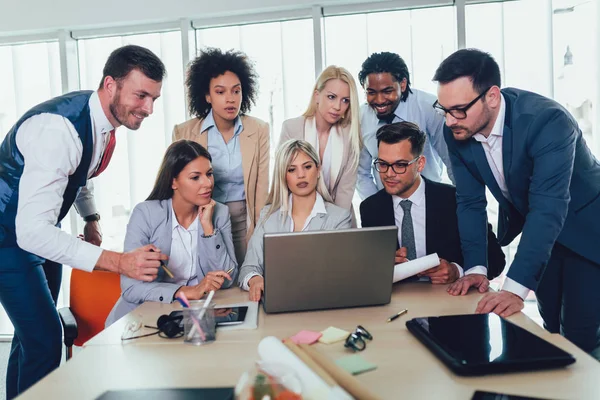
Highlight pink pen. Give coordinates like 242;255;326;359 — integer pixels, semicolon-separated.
176;292;205;340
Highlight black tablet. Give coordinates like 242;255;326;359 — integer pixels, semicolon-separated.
406;314;575;376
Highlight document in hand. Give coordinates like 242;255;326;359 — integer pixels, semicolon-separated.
393;253;440;282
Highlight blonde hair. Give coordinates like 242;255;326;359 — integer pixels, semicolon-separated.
303;65;363;169
264;139;333;222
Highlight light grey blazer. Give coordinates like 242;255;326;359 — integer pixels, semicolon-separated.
105;199;237;327
238;201;352;288
279;116;357;211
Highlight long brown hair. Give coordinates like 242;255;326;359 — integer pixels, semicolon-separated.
147;140;212;201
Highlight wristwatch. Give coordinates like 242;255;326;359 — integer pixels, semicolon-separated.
84;213;101;222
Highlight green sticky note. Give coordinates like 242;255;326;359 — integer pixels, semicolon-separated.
335;354;377;375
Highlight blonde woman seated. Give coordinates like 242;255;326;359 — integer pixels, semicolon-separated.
279;65;362;212
106;140;236;326
239;139;352;301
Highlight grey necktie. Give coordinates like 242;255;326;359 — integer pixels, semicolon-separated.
400;200;417;260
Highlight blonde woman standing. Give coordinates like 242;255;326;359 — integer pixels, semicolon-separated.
173;48;270;266
279;66;361;212
239;139;352;301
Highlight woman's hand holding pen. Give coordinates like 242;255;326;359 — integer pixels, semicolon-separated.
248;276;264;302
176;270;232;300
199;200;216;236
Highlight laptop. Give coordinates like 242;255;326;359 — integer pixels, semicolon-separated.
262;226;397;313
406;313;576;376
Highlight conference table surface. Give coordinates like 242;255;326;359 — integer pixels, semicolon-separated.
19;283;600;400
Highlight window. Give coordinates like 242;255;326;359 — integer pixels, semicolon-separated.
78;31;185;252
324;7;457;99
466;0;553;98
0;42;62;141
196;19;315;149
552;0;597;152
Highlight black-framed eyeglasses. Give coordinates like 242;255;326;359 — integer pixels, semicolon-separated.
344;325;373;352
432;86;492;120
374;156;420;175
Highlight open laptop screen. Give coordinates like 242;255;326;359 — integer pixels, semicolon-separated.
406;314;575;375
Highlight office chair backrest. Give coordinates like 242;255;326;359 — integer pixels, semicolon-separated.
69;269;121;346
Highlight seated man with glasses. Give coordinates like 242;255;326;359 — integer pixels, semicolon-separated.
360;122;505;284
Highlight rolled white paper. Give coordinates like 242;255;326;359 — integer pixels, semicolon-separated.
393;253;440;283
257;336;331;399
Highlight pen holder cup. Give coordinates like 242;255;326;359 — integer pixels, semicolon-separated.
183;301;216;345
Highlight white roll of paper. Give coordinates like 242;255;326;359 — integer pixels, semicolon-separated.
257;336;338;399
393;253;440;283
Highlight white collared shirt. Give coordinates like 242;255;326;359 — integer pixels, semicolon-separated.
357;88;453;199
392;179;463;279
473;96;511;202
287;192;328;232
317;133;333;190
169;208;200;286
14;91;113;272
468;96;528;300
241;192;328;290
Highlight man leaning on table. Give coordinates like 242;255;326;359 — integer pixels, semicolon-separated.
435;49;600;360
0;45;168;398
360;122;505;284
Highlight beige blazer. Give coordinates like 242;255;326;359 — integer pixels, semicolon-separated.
172;115;270;242
279;116;357;210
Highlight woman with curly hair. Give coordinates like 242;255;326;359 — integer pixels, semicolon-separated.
279;65;361;219
173;48;270;266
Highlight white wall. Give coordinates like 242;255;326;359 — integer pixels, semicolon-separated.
0;0;437;36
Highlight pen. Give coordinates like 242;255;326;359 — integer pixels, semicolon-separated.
150;248;174;279
225;267;235;276
188;290;215;341
386;309;408;323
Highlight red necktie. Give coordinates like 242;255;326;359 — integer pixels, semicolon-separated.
91;129;116;178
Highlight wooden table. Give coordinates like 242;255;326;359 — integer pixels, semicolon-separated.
19;283;600;399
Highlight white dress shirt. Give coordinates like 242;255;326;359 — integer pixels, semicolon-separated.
470;96;529;300
392;178;463;279
241;192;328;290
357;88;453;199
169;209;200;286
15;92;114;272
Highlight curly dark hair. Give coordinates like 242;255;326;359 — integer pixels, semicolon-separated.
186;48;259;119
358;52;412;102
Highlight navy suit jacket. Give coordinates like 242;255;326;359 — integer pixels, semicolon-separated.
359;178;506;280
445;88;600;291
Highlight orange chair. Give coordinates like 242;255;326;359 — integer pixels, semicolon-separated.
58;269;121;359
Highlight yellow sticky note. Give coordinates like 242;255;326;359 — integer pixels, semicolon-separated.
318;326;350;344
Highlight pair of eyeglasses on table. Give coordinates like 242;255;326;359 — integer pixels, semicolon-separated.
344;325;373;352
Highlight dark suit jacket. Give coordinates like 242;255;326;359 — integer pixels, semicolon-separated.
445;88;600;290
359;178;506;279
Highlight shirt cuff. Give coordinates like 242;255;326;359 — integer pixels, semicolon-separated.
72;240;103;272
465;265;487;276
451;262;464;278
501;277;530;300
241;272;261;291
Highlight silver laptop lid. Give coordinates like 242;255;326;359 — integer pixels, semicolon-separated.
263;226;397;313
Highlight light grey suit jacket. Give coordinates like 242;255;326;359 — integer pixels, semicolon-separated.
105;199;237;327
279;116;357;211
238;200;353;289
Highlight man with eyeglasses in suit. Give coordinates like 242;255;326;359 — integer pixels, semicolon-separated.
434;49;600;360
360;122;505;284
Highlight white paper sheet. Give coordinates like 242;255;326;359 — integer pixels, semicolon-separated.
393;253;440;283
